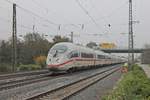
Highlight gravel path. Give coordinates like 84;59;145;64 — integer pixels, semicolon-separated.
140;64;150;78
68;68;122;100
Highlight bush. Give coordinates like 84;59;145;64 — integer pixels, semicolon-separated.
0;63;12;72
34;56;46;68
19;64;41;71
102;64;150;100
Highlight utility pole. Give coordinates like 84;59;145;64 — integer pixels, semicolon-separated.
12;3;17;72
33;25;35;33
128;0;134;68
71;32;73;43
58;24;61;35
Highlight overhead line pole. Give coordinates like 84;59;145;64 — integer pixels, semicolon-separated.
128;0;134;69
12;3;17;72
71;32;73;43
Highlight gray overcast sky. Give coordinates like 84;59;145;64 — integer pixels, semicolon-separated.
0;0;149;48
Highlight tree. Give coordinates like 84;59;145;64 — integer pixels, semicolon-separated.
0;40;11;64
52;35;70;45
0;33;71;70
20;33;52;64
34;56;46;68
16;33;70;65
86;42;97;48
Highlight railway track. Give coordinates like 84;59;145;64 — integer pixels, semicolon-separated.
0;68;97;91
0;73;52;91
0;69;52;91
0;69;49;80
26;67;120;100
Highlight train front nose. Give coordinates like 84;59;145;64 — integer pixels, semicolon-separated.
47;56;61;71
46;44;68;71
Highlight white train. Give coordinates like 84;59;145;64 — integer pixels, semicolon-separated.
46;42;123;72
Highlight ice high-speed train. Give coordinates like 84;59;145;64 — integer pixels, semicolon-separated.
46;42;123;72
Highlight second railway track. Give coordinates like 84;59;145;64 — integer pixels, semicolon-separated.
0;73;52;91
26;66;120;100
0;69;49;80
0;68;99;91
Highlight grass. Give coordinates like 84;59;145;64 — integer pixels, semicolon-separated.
0;63;12;72
0;63;43;73
102;64;150;100
18;64;42;71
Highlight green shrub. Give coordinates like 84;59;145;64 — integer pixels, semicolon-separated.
34;56;46;68
19;64;41;71
0;63;12;72
102;64;150;100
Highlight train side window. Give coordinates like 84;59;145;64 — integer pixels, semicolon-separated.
97;55;105;59
81;53;85;58
81;53;94;58
89;53;94;58
105;56;111;59
68;51;79;58
71;53;78;58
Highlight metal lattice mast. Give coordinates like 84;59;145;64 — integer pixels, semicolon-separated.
71;32;73;43
128;0;134;67
12;3;17;71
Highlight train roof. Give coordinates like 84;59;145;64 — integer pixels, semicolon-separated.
54;42;107;55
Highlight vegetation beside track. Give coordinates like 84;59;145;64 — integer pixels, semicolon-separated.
18;64;42;71
102;64;150;100
0;33;70;73
0;63;12;73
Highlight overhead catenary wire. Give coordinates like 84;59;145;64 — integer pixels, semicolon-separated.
99;0;128;20
0;16;34;31
0;15;61;35
3;0;58;26
3;0;96;34
16;3;72;33
75;0;105;33
2;0;73;35
0;16;55;36
31;0;82;30
3;0;13;4
80;0;108;24
3;0;128;35
16;5;58;26
82;0;128;27
88;0;108;23
81;0;110;33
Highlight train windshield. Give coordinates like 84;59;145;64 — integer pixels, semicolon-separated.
50;45;68;56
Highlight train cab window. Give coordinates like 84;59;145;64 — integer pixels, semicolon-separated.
71;53;78;58
105;56;111;59
97;55;105;59
50;45;68;55
68;51;79;58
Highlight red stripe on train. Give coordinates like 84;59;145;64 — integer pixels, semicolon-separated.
47;58;108;68
48;59;73;67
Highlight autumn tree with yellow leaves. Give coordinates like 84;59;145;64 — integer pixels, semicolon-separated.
34;56;47;68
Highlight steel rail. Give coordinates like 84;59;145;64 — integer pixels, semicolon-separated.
0;69;49;80
26;66;120;100
0;68;97;91
0;73;52;91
